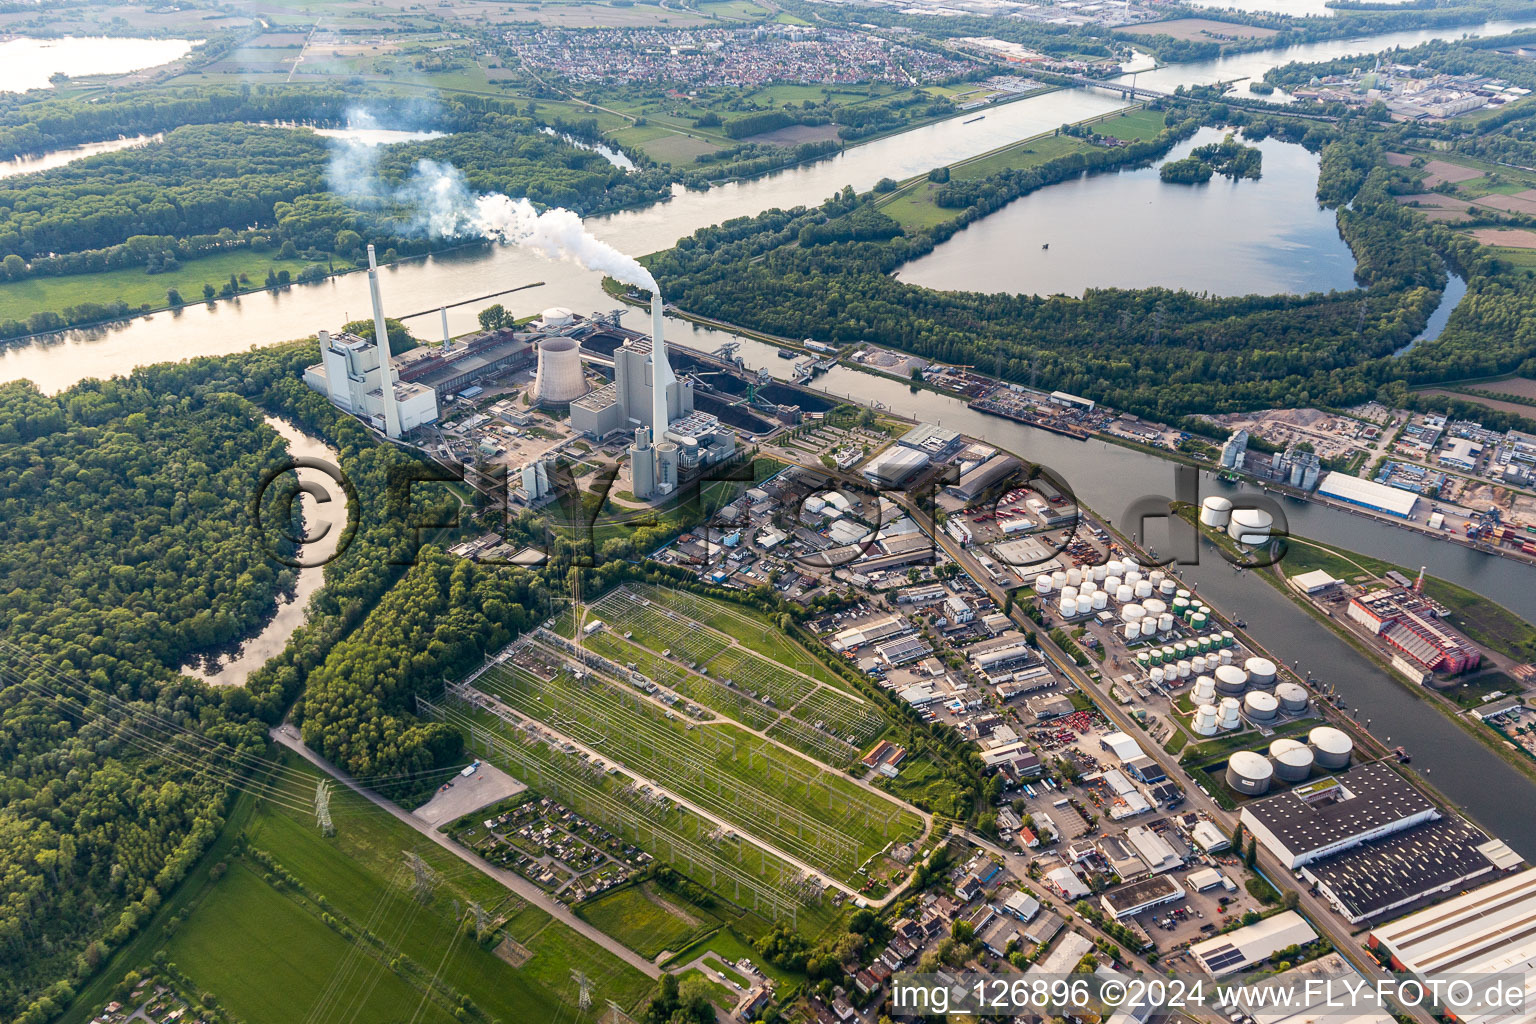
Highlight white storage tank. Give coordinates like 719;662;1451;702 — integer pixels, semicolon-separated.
1150;667;1165;685
1245;657;1278;689
1124;621;1142;640
1076;596;1094;616
1309;726;1353;769
1214;664;1248;696
1080;580;1098;595
1134;580;1154;599
1143;598;1167;617
1275;681;1309;714
1191;655;1207;674
1052;570;1068;589
1159;579;1177;596
1193;704;1220;736
1157;613;1175;633
1226;750;1274;795
1125;569;1144;586
1200;495;1234;530
1177;589;1192;600
1243;690;1279;722
1115;585;1134;604
1228;508;1274;546
1176;659;1191;679
1269;738;1314;782
1092;590;1108;610
1061;585;1079;602
1122;604;1146;624
1067;567;1083;587
1217;697;1242;731
1058;595;1076;616
1035;574;1054;594
1193;675;1217;703
1218;648;1234;665
1092;564;1108;582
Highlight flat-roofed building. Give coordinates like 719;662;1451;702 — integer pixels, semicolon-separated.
1190;911;1317;976
1240;764;1438;869
1100;874;1184;919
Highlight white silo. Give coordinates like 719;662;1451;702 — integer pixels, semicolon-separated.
1193;675;1216;703
1035;574;1054;594
1309;726;1353;769
1269;738;1315;782
1244;657;1278;689
1199;495;1233;529
534;336;589;405
1193;704;1220;736
1214;664;1247;695
1157;613;1175;633
1228;508;1274;546
1217;697;1242;731
1092;590;1108;610
1226;750;1273;795
1244;690;1279;722
1275;682;1309;714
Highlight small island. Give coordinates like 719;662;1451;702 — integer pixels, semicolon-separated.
1161;132;1263;184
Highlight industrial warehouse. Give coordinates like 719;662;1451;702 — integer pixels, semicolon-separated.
1239;764;1439;869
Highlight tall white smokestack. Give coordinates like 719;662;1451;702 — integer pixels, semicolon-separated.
367;244;402;439
650;292;675;438
440;306;451;351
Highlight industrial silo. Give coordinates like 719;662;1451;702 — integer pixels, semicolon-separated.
1200;495;1234;530
1214;664;1248;696
1269;739;1315;782
533;337;589;406
1245;657;1278;689
1193;675;1217;703
1228;508;1274;546
1275;682;1309;714
1218;697;1242;731
1308;726;1354;769
1227;750;1274;795
1244;690;1279;722
1193;704;1220;736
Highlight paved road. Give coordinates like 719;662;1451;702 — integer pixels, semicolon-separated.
270;724;663;981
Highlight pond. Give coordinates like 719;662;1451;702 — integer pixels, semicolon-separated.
894;127;1359;298
0;36;195;93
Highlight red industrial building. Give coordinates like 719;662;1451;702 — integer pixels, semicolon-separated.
1347;589;1481;674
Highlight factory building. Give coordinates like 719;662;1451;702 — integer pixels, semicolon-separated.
1316;472;1420;518
1099;874;1184;919
1368;867;1536;1024
862;446;931;488
897;422;964;460
1190;911;1316;976
1239;764;1438;869
1348;589;1481;675
1301;817;1520;924
1220;429;1249;470
947;454;1023;502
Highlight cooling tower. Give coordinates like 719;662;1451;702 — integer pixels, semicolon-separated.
534;337;588;405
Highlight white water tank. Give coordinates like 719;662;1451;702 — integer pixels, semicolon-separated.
1194;704;1220;736
1245;657;1278;688
1193;675;1216;703
1228;508;1274;545
533;336;589;405
1200;495;1234;529
1158;613;1175;633
1309;726;1353;768
1275;682;1309;713
1270;738;1315;782
1244;690;1279;721
1214;664;1248;696
1226;750;1273;795
1217;697;1242;731
1092;590;1108;610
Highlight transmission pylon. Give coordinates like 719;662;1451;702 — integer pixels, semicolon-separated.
572;969;594;1012
314;780;335;836
404;851;439;903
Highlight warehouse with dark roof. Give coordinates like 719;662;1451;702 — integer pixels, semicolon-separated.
1239;763;1438;869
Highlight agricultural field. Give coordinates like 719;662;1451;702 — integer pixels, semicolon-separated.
160;755;655;1023
471;657;920;885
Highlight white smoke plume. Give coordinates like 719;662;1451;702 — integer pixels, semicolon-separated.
324;115;658;294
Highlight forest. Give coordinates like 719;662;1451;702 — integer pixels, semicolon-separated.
646;103;1536;427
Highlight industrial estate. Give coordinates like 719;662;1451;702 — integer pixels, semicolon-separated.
10;2;1536;1024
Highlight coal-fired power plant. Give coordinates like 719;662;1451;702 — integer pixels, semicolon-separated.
533;336;588;406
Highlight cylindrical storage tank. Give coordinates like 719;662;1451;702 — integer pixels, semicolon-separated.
1106;559;1124;576
541;306;576;327
1052;571;1068;589
1076;596;1094;616
1158;613;1175;633
1093;564;1108;582
1149;647;1163;665
1136;652;1152;670
1035;574;1054;594
533;337;590;405
1174;641;1189;658
1115;585;1134;604
1200;495;1234;530
1161;646;1176;662
1122;604;1145;624
1125;569;1143;586
1245;657;1278;689
1228;508;1274;546
1192;655;1207;674
1177;589;1192;600
1067;567;1083;587
1177;659;1191;679
1194;704;1220;736
1214;664;1248;696
1172;597;1190;616
1135;580;1154;599
1219;648;1234;665
1144;598;1167;617
1106;573;1123;592
1061;585;1078;602
1192;613;1208;630
1150;570;1166;585
1080;580;1098;596
1218;697;1242;731
1193;675;1217;703
1244;690;1279;722
1160;579;1177;596
1276;682;1309;714
1198;636;1213;653
1124;621;1142;641
1092;590;1108;610
1309;726;1353;769
1058;595;1075;616
1270;738;1315;782
1150;667;1165;685
1226;750;1274;795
